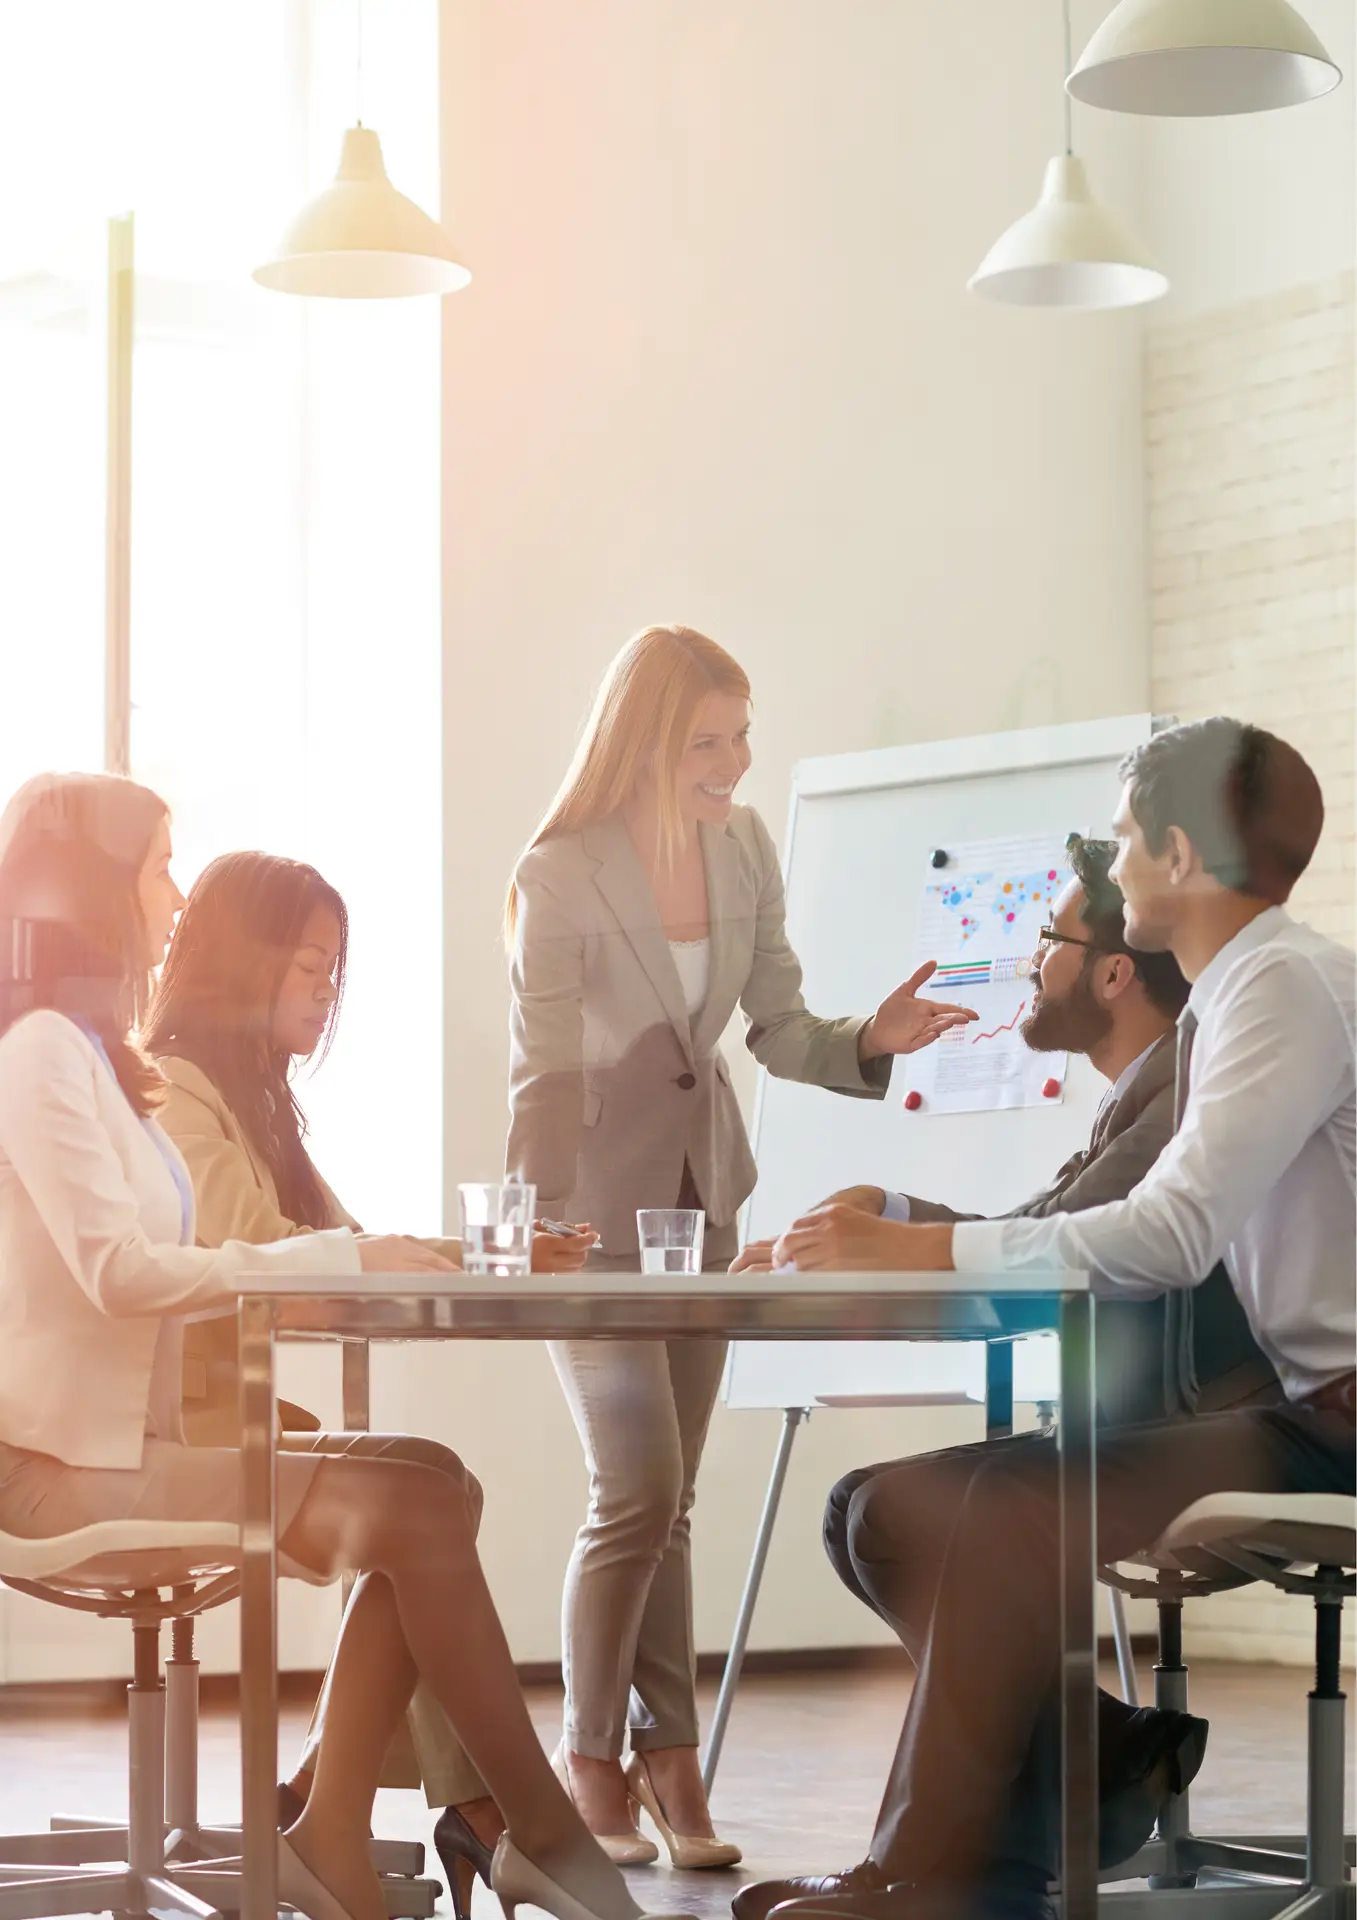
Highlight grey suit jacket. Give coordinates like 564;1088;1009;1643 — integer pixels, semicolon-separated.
901;1035;1279;1424
902;1032;1178;1230
507;805;890;1253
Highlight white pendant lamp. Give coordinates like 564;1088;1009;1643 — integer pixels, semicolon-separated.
969;0;1168;308
253;0;469;299
253;124;471;298
1067;0;1341;117
969;154;1168;307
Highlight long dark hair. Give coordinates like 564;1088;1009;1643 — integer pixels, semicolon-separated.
143;851;348;1228
0;772;169;1116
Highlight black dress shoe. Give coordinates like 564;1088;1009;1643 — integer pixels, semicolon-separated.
733;1861;888;1920
1099;1708;1208;1869
771;1880;1054;1920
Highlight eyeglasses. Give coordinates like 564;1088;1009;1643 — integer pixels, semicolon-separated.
1032;926;1105;962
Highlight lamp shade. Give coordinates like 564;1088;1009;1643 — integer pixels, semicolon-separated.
253;126;471;298
968;155;1168;308
1067;0;1341;115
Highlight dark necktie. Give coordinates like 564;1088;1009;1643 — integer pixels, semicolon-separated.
1164;1007;1199;1414
1173;1007;1197;1129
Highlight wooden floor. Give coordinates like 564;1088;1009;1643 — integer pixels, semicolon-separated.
0;1662;1350;1919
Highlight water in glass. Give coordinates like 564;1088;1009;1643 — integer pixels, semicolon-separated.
462;1221;533;1277
640;1244;702;1276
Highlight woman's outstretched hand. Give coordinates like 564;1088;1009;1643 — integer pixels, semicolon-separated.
357;1234;458;1274
531;1223;599;1272
858;961;978;1060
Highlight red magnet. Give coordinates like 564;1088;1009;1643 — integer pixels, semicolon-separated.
1042;1078;1062;1099
903;1090;924;1111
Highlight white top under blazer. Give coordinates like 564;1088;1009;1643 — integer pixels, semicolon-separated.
0;1010;360;1471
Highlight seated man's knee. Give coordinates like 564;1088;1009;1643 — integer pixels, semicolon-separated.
824;1464;879;1585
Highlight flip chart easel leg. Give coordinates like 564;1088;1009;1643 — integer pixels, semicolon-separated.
701;1406;809;1795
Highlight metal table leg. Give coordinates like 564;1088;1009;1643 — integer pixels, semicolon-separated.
342;1338;372;1432
701;1406;809;1795
986;1339;1015;1438
340;1339;373;1613
1059;1292;1098;1920
240;1297;279;1920
1109;1586;1140;1706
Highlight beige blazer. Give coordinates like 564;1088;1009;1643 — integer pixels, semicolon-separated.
0;1012;358;1470
156;1057;462;1444
507;804;889;1253
156;1056;362;1443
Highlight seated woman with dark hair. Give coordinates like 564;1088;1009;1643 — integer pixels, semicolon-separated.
141;848;594;1914
0;774;679;1920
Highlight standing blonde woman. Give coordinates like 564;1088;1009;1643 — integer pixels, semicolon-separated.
504;626;975;1867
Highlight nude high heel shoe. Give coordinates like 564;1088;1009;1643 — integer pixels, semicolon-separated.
278;1833;357;1920
550;1741;659;1866
491;1834;696;1920
622;1753;742;1870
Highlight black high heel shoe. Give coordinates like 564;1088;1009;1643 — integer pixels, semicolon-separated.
433;1806;497;1920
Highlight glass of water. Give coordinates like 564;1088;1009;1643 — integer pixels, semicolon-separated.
459;1182;536;1276
637;1208;705;1276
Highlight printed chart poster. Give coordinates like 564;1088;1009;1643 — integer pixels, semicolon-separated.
905;835;1072;1116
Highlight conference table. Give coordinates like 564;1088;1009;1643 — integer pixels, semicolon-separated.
235;1268;1096;1920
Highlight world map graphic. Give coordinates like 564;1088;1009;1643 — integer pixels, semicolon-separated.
926;866;1062;944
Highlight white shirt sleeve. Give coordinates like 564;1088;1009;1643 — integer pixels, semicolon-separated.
0;1012;360;1318
954;948;1352;1288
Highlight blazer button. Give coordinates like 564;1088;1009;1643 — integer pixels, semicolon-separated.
676;1072;697;1090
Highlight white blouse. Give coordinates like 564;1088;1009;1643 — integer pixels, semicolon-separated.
669;937;711;1019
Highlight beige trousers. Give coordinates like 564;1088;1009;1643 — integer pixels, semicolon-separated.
550;1212;737;1760
286;1429;486;1807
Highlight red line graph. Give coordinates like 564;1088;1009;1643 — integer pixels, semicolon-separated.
972;998;1027;1043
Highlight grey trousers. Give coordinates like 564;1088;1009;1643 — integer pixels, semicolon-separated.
287;1429;486;1808
550;1214;737;1760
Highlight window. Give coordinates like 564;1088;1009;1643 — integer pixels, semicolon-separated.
0;0;442;1230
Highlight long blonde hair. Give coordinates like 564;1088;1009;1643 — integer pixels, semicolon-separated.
505;624;751;944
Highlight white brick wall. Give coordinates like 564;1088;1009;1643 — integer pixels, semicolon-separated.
1145;272;1356;1667
1148;272;1356;944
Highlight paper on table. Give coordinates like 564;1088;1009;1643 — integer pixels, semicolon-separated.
905;833;1071;1115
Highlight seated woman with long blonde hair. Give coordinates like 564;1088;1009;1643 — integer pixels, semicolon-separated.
0;773;683;1920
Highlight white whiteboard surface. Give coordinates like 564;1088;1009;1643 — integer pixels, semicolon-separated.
723;714;1152;1411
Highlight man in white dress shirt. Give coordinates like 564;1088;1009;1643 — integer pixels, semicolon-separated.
751;719;1356;1920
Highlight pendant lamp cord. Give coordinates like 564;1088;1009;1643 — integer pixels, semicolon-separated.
1061;0;1073;154
355;0;365;127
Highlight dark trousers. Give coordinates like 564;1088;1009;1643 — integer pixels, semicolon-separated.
823;1404;1355;1887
